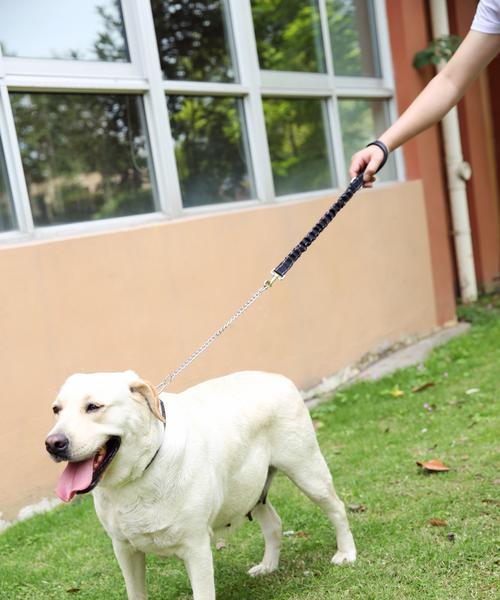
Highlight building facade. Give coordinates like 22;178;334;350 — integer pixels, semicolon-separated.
0;0;498;520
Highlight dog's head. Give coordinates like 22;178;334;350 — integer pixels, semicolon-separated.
45;370;165;502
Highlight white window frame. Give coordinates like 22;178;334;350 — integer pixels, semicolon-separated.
0;0;402;244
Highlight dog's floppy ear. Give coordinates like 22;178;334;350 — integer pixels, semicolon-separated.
129;380;165;423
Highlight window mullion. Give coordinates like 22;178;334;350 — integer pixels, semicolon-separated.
229;0;275;204
0;83;33;233
318;0;346;187
328;96;348;188
373;0;405;181
122;0;183;218
162;80;248;96
318;0;335;79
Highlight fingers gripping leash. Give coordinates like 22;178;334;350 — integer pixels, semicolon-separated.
156;171;370;393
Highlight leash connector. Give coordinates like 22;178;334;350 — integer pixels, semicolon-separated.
264;272;281;289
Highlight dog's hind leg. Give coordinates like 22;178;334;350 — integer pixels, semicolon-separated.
247;499;282;577
280;449;356;565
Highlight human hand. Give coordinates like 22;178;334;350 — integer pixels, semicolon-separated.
348;144;386;188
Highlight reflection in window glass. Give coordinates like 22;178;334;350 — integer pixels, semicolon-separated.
252;0;326;73
0;141;17;232
263;98;334;196
168;96;254;207
338;99;396;181
11;93;156;227
0;0;128;61
327;0;381;77
151;0;236;82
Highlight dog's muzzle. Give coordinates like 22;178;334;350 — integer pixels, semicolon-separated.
45;433;70;461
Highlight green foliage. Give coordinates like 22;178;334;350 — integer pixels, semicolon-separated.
1;295;498;599
151;0;234;81
252;0;325;72
456;292;500;326
0;145;16;231
10;92;155;226
0;0;127;61
263;98;332;195
413;35;462;69
168;95;253;207
252;0;380;76
327;0;380;77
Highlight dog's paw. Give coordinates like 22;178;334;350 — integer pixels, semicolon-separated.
247;563;277;577
331;550;356;565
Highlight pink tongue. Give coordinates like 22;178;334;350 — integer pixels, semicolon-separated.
56;458;94;502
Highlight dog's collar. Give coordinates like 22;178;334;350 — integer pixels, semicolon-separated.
144;399;166;473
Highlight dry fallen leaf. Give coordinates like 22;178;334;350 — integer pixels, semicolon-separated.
295;530;310;538
347;503;367;513
412;382;436;393
428;518;447;527
416;459;450;472
481;498;500;505
284;530;310;539
389;386;405;398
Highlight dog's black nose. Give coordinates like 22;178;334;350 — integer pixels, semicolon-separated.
45;434;69;457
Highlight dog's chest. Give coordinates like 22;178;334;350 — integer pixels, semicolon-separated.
126;526;184;556
96;492;186;556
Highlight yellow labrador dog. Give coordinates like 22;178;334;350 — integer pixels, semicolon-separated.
46;370;355;599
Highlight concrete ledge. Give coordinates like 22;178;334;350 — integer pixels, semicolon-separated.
304;322;470;408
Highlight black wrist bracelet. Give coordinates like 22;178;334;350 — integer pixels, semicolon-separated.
366;140;389;173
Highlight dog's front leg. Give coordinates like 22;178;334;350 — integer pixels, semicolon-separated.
182;535;216;600
112;538;146;600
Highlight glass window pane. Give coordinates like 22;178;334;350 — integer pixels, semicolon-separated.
0;0;128;62
252;0;326;73
263;98;334;196
338;98;397;181
0;140;17;232
327;0;381;77
151;0;236;82
168;95;255;208
11;93;156;227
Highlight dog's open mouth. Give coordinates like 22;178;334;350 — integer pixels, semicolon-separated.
56;436;121;503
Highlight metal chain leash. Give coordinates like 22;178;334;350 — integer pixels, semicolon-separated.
156;273;280;393
155;172;370;394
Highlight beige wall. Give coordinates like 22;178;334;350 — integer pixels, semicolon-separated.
0;180;439;520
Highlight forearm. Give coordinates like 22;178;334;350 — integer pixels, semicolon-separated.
379;70;460;151
348;30;499;182
379;30;500;152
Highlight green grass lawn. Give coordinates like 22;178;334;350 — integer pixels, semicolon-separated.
1;295;498;600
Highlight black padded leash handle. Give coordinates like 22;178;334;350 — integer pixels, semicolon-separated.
272;172;365;279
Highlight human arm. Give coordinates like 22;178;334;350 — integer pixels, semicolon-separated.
349;30;500;185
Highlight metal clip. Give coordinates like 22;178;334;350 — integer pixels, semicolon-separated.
264;272;281;288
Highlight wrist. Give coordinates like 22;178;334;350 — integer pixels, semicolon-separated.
366;140;389;172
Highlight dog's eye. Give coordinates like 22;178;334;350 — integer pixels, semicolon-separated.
85;403;102;413
52;406;61;415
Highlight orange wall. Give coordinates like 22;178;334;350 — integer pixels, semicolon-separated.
448;0;500;292
386;0;500;297
386;0;457;321
0;181;438;519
